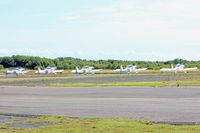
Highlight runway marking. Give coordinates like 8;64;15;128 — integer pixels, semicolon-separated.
1;95;200;100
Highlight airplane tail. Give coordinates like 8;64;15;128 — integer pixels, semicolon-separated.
171;64;174;73
171;64;174;69
75;66;79;74
52;67;57;71
171;64;174;72
180;65;184;70
120;65;123;73
38;68;41;73
5;69;8;75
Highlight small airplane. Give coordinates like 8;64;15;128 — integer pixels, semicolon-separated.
114;65;147;74
35;67;64;74
5;68;29;75
160;64;198;73
72;66;102;74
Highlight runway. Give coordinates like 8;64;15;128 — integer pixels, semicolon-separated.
1;86;200;122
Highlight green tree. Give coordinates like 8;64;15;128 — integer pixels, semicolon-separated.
0;65;4;69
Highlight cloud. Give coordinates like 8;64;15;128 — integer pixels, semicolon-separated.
1;0;200;61
95;50;136;56
93;6;117;13
33;13;49;17
91;0;200;21
0;48;73;57
0;48;199;61
68;50;137;60
0;48;137;60
60;16;80;20
85;0;200;46
92;0;200;18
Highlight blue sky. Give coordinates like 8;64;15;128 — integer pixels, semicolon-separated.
0;0;200;61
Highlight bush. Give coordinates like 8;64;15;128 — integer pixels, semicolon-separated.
0;65;4;69
34;66;45;70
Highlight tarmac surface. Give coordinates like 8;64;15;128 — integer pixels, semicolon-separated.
1;86;200;122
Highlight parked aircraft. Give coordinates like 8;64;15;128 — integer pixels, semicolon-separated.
5;68;29;75
114;65;147;74
72;66;102;74
160;64;197;73
35;67;64;74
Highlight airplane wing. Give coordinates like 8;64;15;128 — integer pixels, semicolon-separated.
53;70;64;74
54;70;64;72
23;71;29;73
71;70;76;73
35;70;46;74
113;69;120;72
91;69;102;72
184;67;198;71
135;68;147;71
160;68;172;71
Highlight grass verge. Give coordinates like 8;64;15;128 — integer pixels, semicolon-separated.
1;116;200;133
49;78;200;87
1;75;200;87
49;82;167;87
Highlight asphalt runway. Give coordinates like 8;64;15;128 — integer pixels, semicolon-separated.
1;86;200;122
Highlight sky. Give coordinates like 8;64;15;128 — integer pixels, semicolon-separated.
0;0;200;61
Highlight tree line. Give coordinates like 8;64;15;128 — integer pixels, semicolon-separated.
0;55;199;70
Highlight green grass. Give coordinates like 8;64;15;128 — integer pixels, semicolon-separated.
1;74;200;87
49;81;167;87
1;116;200;133
0;74;173;86
0;74;141;84
167;78;200;87
49;77;200;87
0;77;73;84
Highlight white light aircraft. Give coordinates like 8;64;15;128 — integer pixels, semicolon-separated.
160;64;197;73
114;65;147;74
35;67;64;74
5;68;29;75
72;66;102;74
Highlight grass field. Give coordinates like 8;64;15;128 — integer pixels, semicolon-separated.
49;81;166;87
1;116;200;133
1;71;200;87
1;76;200;87
49;77;200;87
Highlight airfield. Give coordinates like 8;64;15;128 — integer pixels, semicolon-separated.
0;73;200;124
